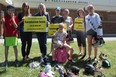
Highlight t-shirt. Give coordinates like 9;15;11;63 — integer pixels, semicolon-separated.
64;16;72;30
35;12;50;32
4;15;18;37
54;30;67;42
51;15;64;23
18;12;32;32
85;13;103;36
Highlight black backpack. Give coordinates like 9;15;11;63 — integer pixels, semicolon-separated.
85;64;95;75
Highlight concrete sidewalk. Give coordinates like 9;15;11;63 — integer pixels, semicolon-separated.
0;37;116;44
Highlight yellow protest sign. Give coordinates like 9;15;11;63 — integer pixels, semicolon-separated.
24;16;46;32
74;18;84;30
48;23;67;36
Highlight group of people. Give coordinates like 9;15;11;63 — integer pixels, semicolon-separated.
0;2;103;67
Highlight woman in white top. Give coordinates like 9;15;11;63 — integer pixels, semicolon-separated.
85;4;103;60
63;9;73;44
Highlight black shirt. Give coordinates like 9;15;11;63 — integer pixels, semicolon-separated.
51;15;64;24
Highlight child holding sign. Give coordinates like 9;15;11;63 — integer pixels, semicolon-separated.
74;8;86;57
52;23;74;62
2;5;19;67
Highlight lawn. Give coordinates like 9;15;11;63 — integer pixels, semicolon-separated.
0;40;116;77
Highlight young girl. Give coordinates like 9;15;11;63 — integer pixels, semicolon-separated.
52;23;74;62
2;5;19;67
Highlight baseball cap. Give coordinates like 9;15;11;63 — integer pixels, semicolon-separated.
6;5;15;10
56;6;61;11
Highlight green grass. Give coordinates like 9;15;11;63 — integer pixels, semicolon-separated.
0;41;116;77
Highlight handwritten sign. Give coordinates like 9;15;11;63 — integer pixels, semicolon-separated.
74;18;84;30
48;23;67;36
24;16;46;32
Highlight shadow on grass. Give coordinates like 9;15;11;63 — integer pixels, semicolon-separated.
64;54;86;68
0;67;6;75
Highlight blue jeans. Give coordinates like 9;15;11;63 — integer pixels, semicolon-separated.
36;32;48;57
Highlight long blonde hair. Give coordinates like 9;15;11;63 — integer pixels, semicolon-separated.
22;2;30;16
38;3;46;14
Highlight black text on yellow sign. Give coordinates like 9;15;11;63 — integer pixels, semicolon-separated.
48;23;67;36
24;16;47;32
74;18;84;31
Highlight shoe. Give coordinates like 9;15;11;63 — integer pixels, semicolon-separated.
80;54;86;60
68;56;75;63
92;57;97;61
2;60;8;67
69;59;75;63
77;52;82;56
85;57;91;63
39;56;44;63
15;59;20;67
26;56;30;60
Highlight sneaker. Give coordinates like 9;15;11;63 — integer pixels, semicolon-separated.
69;59;75;63
77;52;82;56
15;59;20;67
39;56;44;63
2;60;8;67
68;56;75;63
92;57;97;61
85;57;91;64
25;56;30;60
80;54;86;60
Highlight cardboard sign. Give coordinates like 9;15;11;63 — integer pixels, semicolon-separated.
24;16;46;32
74;18;84;30
48;23;67;36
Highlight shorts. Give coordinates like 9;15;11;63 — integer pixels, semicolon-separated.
76;30;86;47
4;37;18;46
87;29;97;37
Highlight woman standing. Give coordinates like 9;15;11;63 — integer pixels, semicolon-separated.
2;5;19;67
85;4;103;60
35;3;50;62
18;3;32;61
75;9;86;57
63;9;73;44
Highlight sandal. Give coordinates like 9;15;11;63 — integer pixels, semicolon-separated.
77;52;82;56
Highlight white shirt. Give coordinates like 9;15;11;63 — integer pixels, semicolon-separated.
85;13;103;36
65;16;72;30
54;31;67;42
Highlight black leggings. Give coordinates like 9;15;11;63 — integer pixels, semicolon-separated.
20;32;32;58
76;30;86;47
36;32;48;57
